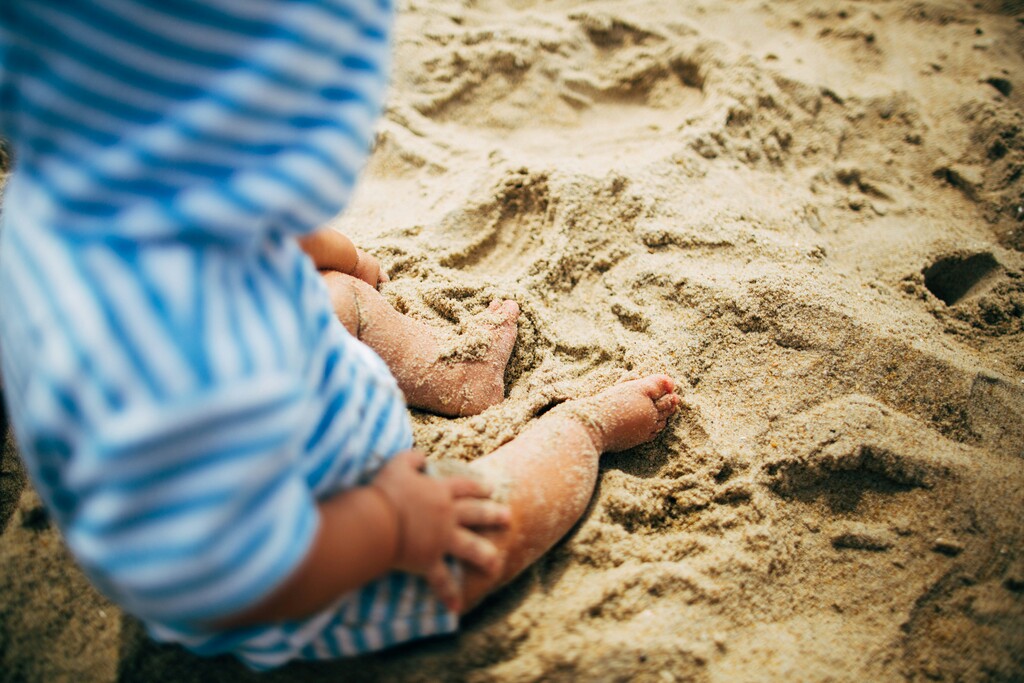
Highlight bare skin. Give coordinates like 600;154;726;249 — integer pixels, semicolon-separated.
322;271;520;417
458;374;680;611
297;230;389;287
219;374;680;625
298;228;519;417
214;231;679;628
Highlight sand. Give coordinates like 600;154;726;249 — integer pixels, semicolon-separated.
2;0;1023;681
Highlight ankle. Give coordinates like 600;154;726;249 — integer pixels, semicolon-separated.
548;400;606;453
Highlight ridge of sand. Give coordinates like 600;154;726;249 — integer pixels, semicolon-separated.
2;1;1022;681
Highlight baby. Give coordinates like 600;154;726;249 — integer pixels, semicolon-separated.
0;0;679;670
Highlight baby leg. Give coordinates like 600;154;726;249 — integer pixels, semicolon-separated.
321;271;519;417
459;374;680;611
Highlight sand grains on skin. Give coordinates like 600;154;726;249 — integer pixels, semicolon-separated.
2;0;1024;682
557;374;681;453
435;298;521;417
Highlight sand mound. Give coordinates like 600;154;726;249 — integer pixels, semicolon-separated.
2;1;1022;681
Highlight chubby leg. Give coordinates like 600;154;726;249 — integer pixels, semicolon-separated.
460;374;680;611
321;271;519;417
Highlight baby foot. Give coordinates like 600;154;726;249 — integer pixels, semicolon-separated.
560;375;680;452
449;300;520;417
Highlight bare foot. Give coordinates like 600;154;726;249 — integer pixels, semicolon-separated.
555;374;680;452
447;300;520;416
321;272;520;417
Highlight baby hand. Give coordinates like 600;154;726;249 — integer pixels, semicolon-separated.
297;229;388;289
426;475;510;612
370;450;509;612
370;450;455;574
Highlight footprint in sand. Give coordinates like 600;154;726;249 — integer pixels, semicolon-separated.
439;169;552;278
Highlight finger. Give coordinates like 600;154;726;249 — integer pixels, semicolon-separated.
449;528;501;575
361;254;380;288
425;561;462;613
393;449;426;471
379;270;390;284
445;476;493;500
455;499;511;528
361;269;379;289
426;562;460;611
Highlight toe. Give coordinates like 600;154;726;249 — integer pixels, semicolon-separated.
501;299;520;320
654;394;678;415
638;373;676;401
487;299;520;323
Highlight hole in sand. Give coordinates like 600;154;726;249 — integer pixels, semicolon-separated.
670;57;705;90
20;505;50;531
922;252;1001;306
714;462;734;484
985;77;1012;97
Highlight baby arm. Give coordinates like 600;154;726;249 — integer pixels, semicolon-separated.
214;451;509;628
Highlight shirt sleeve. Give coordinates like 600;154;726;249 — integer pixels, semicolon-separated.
63;371;320;626
0;0;393;243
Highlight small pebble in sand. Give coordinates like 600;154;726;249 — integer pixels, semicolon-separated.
831;524;896;551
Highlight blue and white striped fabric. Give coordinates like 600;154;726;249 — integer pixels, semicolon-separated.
0;0;458;670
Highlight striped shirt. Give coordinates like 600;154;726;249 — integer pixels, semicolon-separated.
0;0;451;669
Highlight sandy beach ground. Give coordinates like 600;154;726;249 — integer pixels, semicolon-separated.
2;0;1023;681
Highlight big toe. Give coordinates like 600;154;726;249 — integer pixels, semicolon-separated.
488;299;520;323
637;373;676;400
